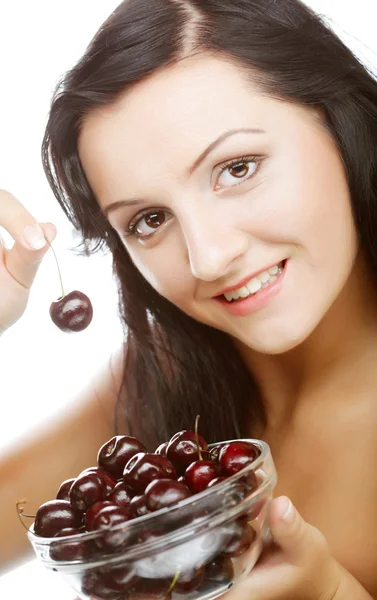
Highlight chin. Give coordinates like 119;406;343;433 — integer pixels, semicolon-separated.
235;319;317;356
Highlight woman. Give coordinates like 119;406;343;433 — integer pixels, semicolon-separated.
1;0;376;597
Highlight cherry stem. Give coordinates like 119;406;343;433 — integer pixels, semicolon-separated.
195;415;203;461
47;240;65;298
16;499;35;533
167;566;182;595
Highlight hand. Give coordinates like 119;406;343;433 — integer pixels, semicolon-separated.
0;190;56;334
225;496;344;600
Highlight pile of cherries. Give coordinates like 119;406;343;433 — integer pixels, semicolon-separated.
25;427;261;599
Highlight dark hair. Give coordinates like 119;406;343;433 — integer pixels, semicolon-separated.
42;0;377;450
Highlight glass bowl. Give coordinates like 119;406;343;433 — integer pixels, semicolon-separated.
28;439;277;600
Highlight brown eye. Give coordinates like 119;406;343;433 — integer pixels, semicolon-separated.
144;211;166;229
229;163;249;178
216;159;259;190
133;210;170;238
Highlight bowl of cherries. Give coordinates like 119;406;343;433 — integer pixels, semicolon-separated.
25;424;277;600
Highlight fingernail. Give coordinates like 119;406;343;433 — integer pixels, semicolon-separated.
23;224;47;250
281;497;295;524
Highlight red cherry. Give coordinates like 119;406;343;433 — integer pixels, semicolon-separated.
49;527;93;562
218;441;260;476
91;504;133;550
107;482;134;508
166;430;208;474
85;500;113;531
123;453;177;494
50;291;93;333
98;435;147;479
222;518;257;557
155;442;169;457
204;555;234;584
184;460;220;493
81;466;118;495
132;576;172;599
98;563;138;593
34;500;82;538
145;479;191;512
56;478;75;501
206;476;226;488
174;567;205;594
81;569;125;600
69;472;107;512
129;494;150;518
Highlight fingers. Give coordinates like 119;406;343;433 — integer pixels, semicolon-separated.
0;190;48;250
0;191;57;288
268;496;330;567
4;222;57;289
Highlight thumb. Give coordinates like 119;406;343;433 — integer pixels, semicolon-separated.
268;496;323;566
4;222;57;289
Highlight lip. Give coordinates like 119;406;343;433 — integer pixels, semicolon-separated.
214;260;287;317
215;261;285;297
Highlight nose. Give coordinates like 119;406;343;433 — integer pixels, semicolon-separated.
182;209;249;282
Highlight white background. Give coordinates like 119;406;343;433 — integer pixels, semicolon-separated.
0;1;376;598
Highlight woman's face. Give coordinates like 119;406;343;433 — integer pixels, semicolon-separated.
79;54;358;354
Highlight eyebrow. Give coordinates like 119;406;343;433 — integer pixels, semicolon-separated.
103;127;265;217
188;127;266;174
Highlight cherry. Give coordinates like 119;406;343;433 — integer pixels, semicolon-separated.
145;479;191;512
81;466;118;495
50;291;93;333
206;476;226;488
129;494;150;518
85;500;112;531
81;569;124;600
132;576;172;599
218;441;260;476
56;478;75;501
204;555;234;584
48;242;93;333
98;435;147;479
34;500;82;538
155;442;168;457
184;460;220;493
107;482;134;508
98;563;138;593
69;472;107;512
173;566;205;594
123;453;177;494
222;517;256;557
166;430;208;474
91;504;133;550
49;527;93;562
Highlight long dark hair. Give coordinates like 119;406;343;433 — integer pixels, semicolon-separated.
42;0;377;450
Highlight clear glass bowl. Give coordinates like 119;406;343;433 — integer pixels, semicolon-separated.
28;439;277;600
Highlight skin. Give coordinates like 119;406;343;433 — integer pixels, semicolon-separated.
78;54;377;597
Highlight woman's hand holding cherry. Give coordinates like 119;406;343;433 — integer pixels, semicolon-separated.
0;189;93;335
224;495;344;600
0;189;56;334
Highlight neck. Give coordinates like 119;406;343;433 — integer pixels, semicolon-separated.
234;252;377;435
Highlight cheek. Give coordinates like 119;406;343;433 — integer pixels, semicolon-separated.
126;243;193;306
245;138;356;262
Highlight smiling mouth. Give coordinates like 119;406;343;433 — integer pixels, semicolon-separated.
221;261;285;303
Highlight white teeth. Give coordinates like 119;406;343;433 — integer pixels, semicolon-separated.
246;278;262;294
222;262;283;302
258;271;271;284
238;286;251;299
224;291;236;302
